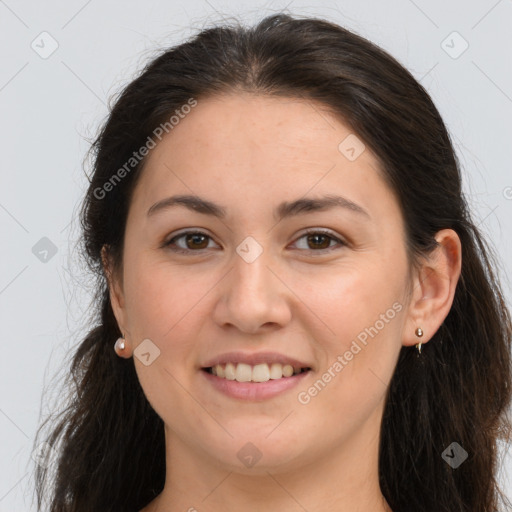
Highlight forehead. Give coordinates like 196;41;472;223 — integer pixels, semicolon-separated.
149;93;359;161
129;93;400;226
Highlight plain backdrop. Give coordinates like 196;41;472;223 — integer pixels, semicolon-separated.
1;0;511;510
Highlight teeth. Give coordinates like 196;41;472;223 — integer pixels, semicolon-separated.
252;363;270;382
282;364;294;377
235;363;252;382
225;362;236;380
269;363;282;379
209;362;307;382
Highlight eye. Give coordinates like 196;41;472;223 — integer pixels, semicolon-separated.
164;230;218;253
291;228;346;253
163;228;346;255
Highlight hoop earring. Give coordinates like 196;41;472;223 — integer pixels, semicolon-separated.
415;327;423;354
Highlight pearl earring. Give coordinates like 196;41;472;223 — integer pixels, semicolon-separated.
115;335;125;352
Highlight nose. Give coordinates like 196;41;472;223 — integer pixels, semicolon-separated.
212;244;292;334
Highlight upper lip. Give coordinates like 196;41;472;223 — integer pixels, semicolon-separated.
201;351;312;369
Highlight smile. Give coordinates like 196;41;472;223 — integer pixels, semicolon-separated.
201;364;312;401
203;362;311;382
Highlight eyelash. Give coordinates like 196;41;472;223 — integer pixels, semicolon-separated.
163;228;346;255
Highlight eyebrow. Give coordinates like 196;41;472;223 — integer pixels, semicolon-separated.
146;193;370;221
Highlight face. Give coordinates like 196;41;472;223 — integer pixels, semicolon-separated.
109;93;413;474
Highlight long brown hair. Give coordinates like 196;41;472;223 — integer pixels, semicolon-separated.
32;13;512;512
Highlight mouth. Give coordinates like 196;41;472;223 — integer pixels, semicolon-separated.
200;362;312;401
201;362;312;383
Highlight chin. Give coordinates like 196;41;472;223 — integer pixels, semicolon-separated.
203;433;302;474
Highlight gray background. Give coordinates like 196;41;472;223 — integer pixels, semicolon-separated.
1;0;511;510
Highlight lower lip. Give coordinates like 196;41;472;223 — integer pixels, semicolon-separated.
201;369;311;401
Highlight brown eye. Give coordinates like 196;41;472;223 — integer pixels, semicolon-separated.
305;233;332;250
165;231;216;253
292;229;345;253
183;233;210;250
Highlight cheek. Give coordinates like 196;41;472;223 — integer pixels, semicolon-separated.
293;271;404;445
121;257;208;413
124;259;207;424
307;259;405;340
301;257;406;401
123;255;198;337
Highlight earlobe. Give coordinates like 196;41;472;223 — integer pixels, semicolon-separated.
403;229;462;348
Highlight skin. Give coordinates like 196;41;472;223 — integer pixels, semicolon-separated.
103;93;462;512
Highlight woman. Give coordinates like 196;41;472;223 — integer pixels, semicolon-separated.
33;12;512;512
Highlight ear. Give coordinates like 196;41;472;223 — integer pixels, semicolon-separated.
101;245;131;356
403;229;462;348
